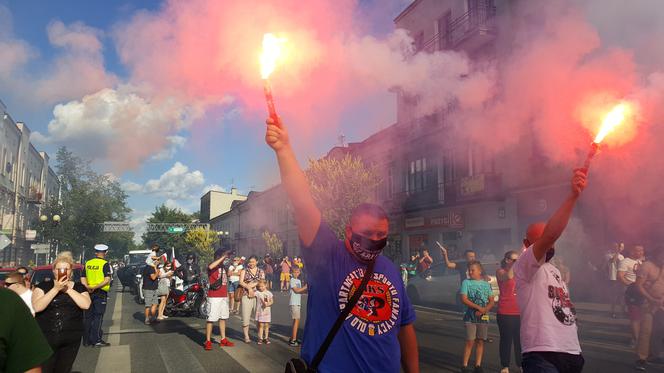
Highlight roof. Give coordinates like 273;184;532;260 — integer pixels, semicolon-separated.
394;0;421;23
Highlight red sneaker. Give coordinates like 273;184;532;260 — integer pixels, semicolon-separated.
220;338;235;347
204;340;212;350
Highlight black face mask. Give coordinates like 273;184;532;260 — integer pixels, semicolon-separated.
349;232;387;263
545;248;555;262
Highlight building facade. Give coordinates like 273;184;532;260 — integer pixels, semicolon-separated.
1;100;60;266
199;188;247;223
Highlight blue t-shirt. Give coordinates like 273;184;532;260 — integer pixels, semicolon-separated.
301;223;416;373
460;279;492;323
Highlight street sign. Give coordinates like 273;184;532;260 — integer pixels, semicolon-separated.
0;235;9;251
167;227;185;233
31;243;50;254
25;229;37;240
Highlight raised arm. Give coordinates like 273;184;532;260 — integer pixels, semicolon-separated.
436;242;457;269
265;117;321;246
532;169;587;262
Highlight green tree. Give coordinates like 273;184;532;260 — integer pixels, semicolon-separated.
184;227;218;265
141;204;194;256
262;230;283;258
51;147;133;259
306;153;381;239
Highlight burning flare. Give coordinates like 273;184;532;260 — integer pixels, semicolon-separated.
583;101;635;172
594;102;633;144
260;33;286;122
260;33;286;79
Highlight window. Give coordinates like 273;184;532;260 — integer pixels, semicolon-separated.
437;11;452;50
413;31;424;52
1;148;5;176
408;157;427;194
387;167;394;200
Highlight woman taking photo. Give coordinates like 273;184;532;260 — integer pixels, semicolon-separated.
157;261;174;320
496;250;522;373
32;251;91;373
238;255;265;343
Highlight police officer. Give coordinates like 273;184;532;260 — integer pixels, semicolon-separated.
81;244;112;347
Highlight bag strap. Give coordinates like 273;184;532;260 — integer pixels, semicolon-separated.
310;261;375;370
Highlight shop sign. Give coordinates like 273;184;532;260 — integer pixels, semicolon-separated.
460;174;485;196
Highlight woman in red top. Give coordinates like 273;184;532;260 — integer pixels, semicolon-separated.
496;250;521;373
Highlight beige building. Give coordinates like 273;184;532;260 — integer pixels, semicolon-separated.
1;99;60;266
199;187;247;223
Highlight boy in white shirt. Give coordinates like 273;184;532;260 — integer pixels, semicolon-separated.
513;169;587;373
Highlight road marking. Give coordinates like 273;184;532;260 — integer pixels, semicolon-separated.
107;286;124;345
158;338;207;373
95;345;130;373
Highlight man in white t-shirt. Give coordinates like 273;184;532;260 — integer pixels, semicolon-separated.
618;245;645;346
605;243;625;318
513;169;587;373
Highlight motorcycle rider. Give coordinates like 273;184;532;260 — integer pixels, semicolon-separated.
177;253;201;286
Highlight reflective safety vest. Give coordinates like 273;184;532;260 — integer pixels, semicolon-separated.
85;257;110;292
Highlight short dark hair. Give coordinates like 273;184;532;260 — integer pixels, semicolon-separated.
464;250;476;256
350;203;388;224
468;260;483;271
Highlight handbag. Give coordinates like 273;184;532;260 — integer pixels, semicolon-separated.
284;261;375;373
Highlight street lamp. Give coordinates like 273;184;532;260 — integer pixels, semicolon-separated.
40;214;61;262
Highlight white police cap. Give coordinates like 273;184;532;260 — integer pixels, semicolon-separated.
94;244;109;252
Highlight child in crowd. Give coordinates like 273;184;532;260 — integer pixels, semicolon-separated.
255;280;274;344
289;266;308;346
460;261;495;373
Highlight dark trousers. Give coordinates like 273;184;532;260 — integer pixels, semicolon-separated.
42;331;82;373
84;291;107;344
522;351;584;373
497;314;522;368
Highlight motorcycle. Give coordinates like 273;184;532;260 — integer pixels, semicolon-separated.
164;278;208;318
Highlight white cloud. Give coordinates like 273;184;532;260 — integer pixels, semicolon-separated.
150;135;187;161
202;184;225;194
33;86;200;171
121;181;143;193
143;162;205;199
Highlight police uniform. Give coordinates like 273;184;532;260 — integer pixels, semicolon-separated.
83;244;112;346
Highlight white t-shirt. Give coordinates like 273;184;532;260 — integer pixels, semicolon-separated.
228;264;243;283
513;245;581;355
618;257;642;285
19;289;35;316
605;252;624;281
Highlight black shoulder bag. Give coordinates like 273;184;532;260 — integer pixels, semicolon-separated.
285;261;375;373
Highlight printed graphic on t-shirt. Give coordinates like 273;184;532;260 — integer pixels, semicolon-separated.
338;268;400;337
548;269;576;326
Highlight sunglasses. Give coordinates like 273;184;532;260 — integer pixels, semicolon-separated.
3;282;17;287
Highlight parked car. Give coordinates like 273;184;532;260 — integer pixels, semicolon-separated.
30;264;83;287
0;267;18;286
406;262;500;309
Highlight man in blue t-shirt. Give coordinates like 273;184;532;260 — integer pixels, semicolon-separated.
265;117;419;372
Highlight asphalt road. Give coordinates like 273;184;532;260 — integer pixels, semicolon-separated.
71;281;653;372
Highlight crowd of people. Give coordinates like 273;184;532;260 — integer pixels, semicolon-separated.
1;243;111;373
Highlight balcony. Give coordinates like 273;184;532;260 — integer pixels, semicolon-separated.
422;0;497;54
394;173;503;212
26;188;43;204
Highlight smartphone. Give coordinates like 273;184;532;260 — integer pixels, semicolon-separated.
57;268;67;281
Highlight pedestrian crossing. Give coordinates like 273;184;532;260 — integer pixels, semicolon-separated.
78;281;298;372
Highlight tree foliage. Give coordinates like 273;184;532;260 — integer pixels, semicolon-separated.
306;153;381;239
262;230;283;258
49;147;133;260
184;227;218;265
141;204;196;257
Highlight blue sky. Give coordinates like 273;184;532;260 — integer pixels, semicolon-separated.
0;0;403;235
